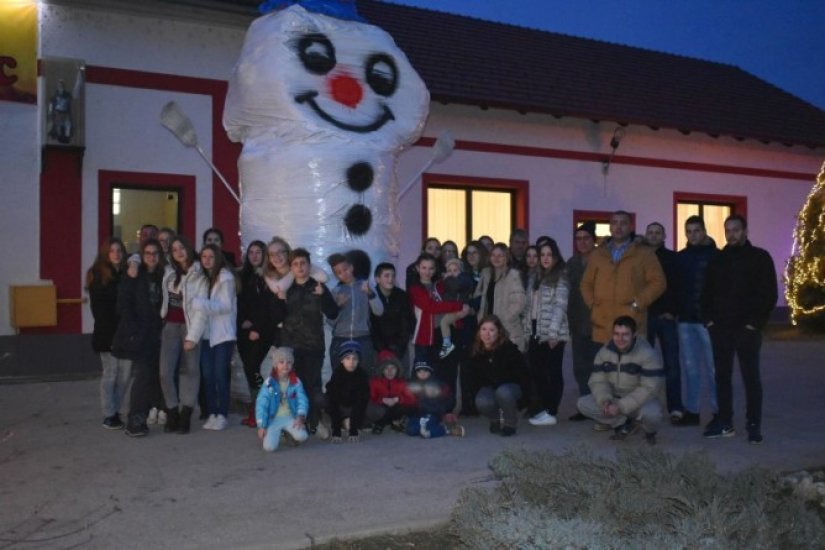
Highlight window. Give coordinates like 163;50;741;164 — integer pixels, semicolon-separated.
673;193;747;250
573;210;636;246
112;187;180;252
423;174;528;252
98;170;196;250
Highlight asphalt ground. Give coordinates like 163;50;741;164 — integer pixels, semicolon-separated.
1;338;824;549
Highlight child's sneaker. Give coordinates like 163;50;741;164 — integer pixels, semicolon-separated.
610;418;638;441
439;342;455;359
157;410;167;425
147;407;159;425
419;416;431;439
315;420;331;440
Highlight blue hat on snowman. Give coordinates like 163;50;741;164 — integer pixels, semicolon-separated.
259;0;365;22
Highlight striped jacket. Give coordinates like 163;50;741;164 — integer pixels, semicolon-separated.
589;337;663;416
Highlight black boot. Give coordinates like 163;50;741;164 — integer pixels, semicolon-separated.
164;408;180;433
178;406;192;434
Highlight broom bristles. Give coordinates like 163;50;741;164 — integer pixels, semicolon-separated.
160;101;198;147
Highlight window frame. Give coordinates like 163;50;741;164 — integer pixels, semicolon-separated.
672;192;747;250
98;170;196;247
422;173;529;246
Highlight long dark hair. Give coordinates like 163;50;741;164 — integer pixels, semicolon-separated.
471;314;510;356
169;235;196;286
201;243;230;297
535;239;566;289
240;240;267;281
85;237;126;289
461;240;488;274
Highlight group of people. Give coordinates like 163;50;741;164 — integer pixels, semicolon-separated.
86;210;777;451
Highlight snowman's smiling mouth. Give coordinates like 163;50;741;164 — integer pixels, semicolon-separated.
295;91;394;133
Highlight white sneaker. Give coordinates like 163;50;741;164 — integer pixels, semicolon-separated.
342;418;350;432
419;416;431;438
157;410;167;425
203;414;217;430
528;410;558;426
212;414;228;431
147;407;159;425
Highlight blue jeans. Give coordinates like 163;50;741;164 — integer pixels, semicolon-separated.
99;352;132;417
475;383;522;429
405;414;446;438
262;415;308;452
647;315;682;414
678;323;717;415
200;340;234;417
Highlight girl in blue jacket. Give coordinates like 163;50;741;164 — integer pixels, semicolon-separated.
255;347;309;452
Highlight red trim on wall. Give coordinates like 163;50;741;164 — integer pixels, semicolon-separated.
85;65;241;256
28;146;85;335
422;173;529;244
98;170;197;246
671;191;747;249
414;137;813;181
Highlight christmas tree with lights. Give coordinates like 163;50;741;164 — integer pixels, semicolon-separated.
785;161;825;328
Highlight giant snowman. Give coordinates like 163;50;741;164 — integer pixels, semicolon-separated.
224;0;429;271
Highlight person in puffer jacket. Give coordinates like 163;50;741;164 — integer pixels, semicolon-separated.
366;352;415;434
577;316;663;444
255;347;309;452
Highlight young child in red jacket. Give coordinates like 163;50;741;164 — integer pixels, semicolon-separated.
366;351;415;434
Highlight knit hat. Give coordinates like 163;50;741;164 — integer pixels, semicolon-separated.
413;361;433;374
337;340;362;359
576;221;597;239
261;346;294;378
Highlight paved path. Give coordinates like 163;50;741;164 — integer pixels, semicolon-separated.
1;340;824;549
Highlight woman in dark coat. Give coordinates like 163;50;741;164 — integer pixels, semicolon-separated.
86;237;128;429
464;315;531;436
112;238;165;437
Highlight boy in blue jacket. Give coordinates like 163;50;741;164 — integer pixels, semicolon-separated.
256;347;309;452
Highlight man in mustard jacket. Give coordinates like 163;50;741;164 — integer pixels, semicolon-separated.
580;211;666;344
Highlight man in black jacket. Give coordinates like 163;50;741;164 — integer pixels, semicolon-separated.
701;215;777;444
644;222;683;423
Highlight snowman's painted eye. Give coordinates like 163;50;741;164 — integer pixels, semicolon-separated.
297;33;336;75
365;54;398;97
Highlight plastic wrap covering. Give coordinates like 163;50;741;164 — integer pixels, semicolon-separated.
224;4;430;268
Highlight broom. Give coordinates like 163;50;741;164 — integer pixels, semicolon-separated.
398;129;455;199
160;101;240;204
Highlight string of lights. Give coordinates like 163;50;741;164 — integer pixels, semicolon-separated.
785;161;825;325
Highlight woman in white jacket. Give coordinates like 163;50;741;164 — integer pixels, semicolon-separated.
196;244;237;431
158;236;208;434
525;239;570;427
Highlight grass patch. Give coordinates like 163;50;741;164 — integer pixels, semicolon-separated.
317;448;825;549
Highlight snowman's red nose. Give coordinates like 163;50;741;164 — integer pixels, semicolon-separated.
329;73;363;108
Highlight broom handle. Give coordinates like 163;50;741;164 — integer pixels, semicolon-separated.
195;145;241;204
398;157;435;200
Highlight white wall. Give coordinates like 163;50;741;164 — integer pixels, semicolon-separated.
0;102;41;335
397;103;822;300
